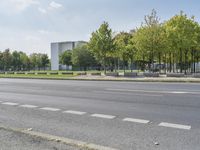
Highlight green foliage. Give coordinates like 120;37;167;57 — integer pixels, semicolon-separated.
59;50;72;66
72;45;97;71
0;50;50;71
114;32;133;72
88;21;115;72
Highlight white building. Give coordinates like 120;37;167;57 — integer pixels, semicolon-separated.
51;41;86;70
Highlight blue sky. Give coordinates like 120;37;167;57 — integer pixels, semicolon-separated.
0;0;199;56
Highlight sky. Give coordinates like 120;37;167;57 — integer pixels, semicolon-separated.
0;0;200;57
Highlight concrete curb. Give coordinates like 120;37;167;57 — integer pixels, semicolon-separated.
1;76;200;83
0;124;118;150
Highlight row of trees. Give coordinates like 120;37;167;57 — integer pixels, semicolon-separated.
85;10;200;74
0;49;49;71
59;45;98;71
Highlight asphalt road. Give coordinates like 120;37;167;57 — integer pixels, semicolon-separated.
0;128;80;150
0;78;200;150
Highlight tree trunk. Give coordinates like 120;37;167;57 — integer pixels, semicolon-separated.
131;58;133;73
173;53;175;73
158;52;161;73
164;53;167;74
184;51;187;75
104;55;106;74
180;48;183;73
169;52;172;73
123;59;126;74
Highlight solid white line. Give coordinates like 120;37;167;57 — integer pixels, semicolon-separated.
2;102;18;106
20;104;38;108
123;118;150;124
91;114;116;119
159;122;191;130
40;107;60;111
63;110;86;115
106;88;197;94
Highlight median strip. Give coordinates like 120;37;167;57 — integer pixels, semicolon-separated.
158;122;191;130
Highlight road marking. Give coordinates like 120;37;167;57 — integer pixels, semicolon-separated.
171;91;188;94
106;88;198;95
93;91;162;97
20;104;38;108
40;107;60;111
159;122;191;130
63;110;86;115
123;118;150;124
2;102;18;106
91;114;116;119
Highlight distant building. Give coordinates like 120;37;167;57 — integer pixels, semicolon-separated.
51;41;87;70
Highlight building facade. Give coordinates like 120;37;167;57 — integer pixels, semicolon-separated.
51;41;86;70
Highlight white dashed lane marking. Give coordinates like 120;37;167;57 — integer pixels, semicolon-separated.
159;122;191;130
123;118;150;124
40;107;61;111
63;110;86;115
0;102;193;130
20;104;38;108
171;91;188;94
2;102;18;106
91;114;116;119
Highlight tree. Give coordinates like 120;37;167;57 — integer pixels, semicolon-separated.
72;45;97;71
2;49;12;71
0;52;3;71
29;53;38;70
12;51;21;71
41;54;49;70
165;11;200;73
88;21;115;73
134;9;167;72
59;50;72;70
20;52;30;71
114;32;132;73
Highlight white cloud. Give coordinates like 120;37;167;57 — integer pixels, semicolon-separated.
37;1;62;14
38;7;47;14
38;30;50;34
9;0;39;11
25;35;41;41
49;1;62;9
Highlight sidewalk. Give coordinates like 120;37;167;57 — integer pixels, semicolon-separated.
0;74;200;83
72;75;200;83
0;128;80;150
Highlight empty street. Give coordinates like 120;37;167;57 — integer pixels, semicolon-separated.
0;78;200;150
